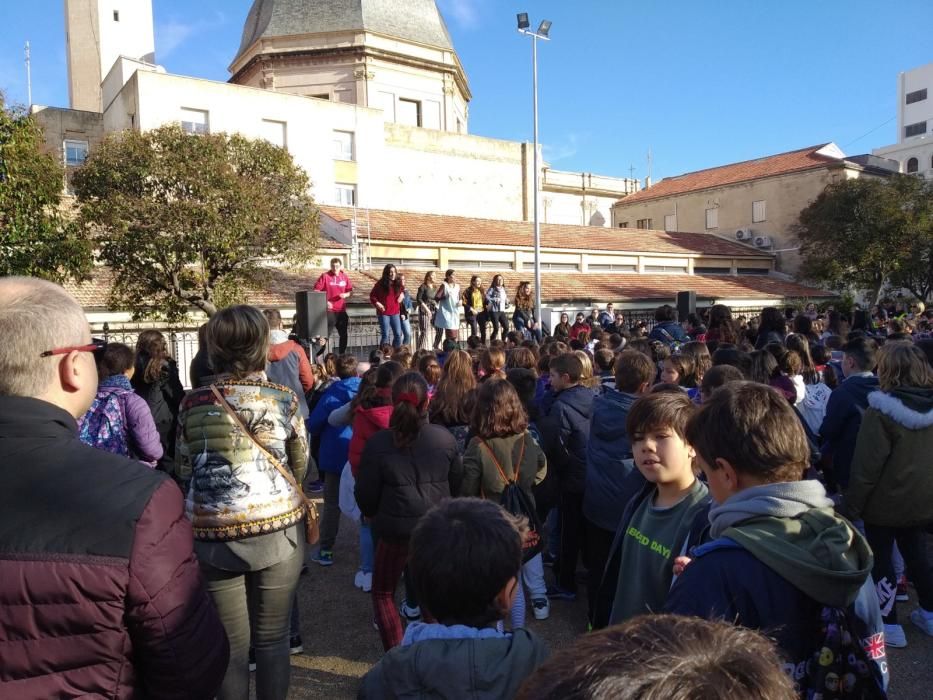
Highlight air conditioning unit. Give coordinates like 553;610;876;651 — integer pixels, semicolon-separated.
735;228;753;241
754;235;773;248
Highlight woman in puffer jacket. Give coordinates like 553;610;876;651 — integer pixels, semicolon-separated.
175;305;309;700
846;342;933;646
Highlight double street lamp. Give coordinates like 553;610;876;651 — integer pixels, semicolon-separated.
517;13;551;331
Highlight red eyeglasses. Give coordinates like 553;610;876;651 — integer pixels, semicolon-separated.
40;338;108;361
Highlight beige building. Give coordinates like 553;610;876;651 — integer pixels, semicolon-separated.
610;143;897;273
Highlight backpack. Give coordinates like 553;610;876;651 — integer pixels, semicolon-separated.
655;325;684;352
480;435;544;563
802;606;887;700
78;388;129;457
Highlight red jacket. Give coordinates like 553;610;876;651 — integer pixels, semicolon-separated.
570;321;591;340
370;282;404;316
0;397;228;699
349;404;394;477
314;270;353;313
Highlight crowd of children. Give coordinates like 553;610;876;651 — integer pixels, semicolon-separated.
68;296;933;699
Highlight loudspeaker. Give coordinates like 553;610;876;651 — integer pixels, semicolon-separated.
294;291;328;341
676;291;696;322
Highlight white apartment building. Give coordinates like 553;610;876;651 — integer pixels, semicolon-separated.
873;61;933;179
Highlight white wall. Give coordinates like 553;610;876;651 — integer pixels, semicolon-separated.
899;62;933;143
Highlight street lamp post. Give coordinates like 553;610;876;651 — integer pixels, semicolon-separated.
517;13;551;331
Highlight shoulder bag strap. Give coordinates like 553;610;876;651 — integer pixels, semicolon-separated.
479;436;525;486
209;384;311;510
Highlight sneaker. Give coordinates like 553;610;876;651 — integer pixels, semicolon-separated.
308;480;325;494
248;648;256;672
545;585;576;601
399;601;422;622
289;635;304;655
372;617;380;631
310;548;333;566
531;597;550;620
354;570;373;592
884;623;907;649
909;608;933;637
896;575;910;602
354;570;365;589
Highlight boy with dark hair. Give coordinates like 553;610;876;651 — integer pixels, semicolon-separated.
665;382;886;694
583;351;654;620
593;348;616;391
517;614;797;700
699;364;745;403
358;498;549;698
538;353;596;600
592;391;709;627
819;337;879;492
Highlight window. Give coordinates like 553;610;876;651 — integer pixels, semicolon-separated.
906;157;919;174
694;266;731;275
333;131;354;160
539;262;579;271
906;89;927;105
752;200;767;223
645;265;687;273
588;263;637;272
618;221;629;229
635;218;653;230
705;208;718;229
737;267;769;276
113;10;119;21
905;121;927;138
260;119;286;148
335;184;357;206
448;259;514;270
179;108;209;135
456;118;463;134
311;93;330;100
664;214;676;231
64;140;88;167
398;99;422;127
371;257;438;269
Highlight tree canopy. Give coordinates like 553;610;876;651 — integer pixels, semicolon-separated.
72;124;320;321
0;96;92;281
796;175;933;303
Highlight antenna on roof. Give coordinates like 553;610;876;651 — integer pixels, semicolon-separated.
24;41;32;107
646;147;653;188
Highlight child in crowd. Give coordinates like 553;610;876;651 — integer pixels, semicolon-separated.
698;364;745;403
358;499;549;698
583;350;654;621
592;391;710;628
517;614;797;700
355;372;463;651
659;353;698;400
665;382;886;693
416;354;441;397
593;348;616;391
479;347;507;382
462;380;550;623
846;343;933;647
78;342;163;468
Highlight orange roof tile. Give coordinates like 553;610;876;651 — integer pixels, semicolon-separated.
320;206;767;258
615;144;842;206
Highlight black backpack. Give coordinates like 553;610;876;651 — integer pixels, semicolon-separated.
480;435;544;563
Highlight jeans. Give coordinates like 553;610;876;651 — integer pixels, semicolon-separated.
400;316;412;347
202;541;304;700
863;523;933;624
373;538;410;650
377;314;403;347
319;470;342;550
359;518;374;574
327;310;349;355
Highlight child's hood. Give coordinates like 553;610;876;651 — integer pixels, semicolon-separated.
868;387;933;430
724;507;873;609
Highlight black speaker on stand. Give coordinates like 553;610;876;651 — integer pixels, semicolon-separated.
294;291;328;342
676;291;696;322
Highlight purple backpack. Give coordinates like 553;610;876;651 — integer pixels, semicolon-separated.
78;387;129;457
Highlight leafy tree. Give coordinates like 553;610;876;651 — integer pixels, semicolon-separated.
796;175;933;303
0;95;92;280
72;124;320;321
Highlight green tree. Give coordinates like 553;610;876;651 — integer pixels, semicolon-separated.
72;124;320;321
0;96;92;280
796;175;933;303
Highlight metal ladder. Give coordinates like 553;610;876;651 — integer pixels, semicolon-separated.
350;207;372;271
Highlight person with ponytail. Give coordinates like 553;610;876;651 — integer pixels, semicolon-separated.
132;330;184;473
355;372;463;651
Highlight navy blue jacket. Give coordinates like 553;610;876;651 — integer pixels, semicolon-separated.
648;321;688;346
583;388;643;532
819;374;878;489
537;384;595;494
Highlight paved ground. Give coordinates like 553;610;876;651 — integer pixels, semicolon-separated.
275;507;932;699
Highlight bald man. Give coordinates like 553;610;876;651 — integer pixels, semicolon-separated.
0;277;228;699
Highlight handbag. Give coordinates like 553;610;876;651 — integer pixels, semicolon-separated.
209;384;320;545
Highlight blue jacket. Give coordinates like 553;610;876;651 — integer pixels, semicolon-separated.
537;384;595;494
583;388;643;532
819;373;878;489
307;376;361;473
648;321;688;346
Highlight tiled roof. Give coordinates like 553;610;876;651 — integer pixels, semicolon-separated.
65;266;830;313
320;206;768;258
615;144;842;207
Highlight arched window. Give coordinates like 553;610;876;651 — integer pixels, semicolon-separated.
906;157;919;173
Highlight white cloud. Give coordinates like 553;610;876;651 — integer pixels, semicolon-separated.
437;0;482;29
156;21;196;59
543;133;583;163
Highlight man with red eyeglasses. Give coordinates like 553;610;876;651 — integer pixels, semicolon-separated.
0;277;228;699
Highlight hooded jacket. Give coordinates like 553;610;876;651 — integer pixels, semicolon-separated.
358;626;548;699
664;484;886;691
583;388;643;532
348;403;394;477
846;387;933;527
307;375;362;473
819;373;879;489
267;330;314;419
536;384;595;494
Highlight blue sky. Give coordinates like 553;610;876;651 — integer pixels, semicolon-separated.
1;0;931;182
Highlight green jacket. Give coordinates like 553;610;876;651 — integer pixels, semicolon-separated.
846;387;933;527
460;433;547;504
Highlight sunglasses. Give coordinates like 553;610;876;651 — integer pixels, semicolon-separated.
40;337;108;362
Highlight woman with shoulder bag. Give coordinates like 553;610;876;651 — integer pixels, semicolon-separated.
175;305;314;700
